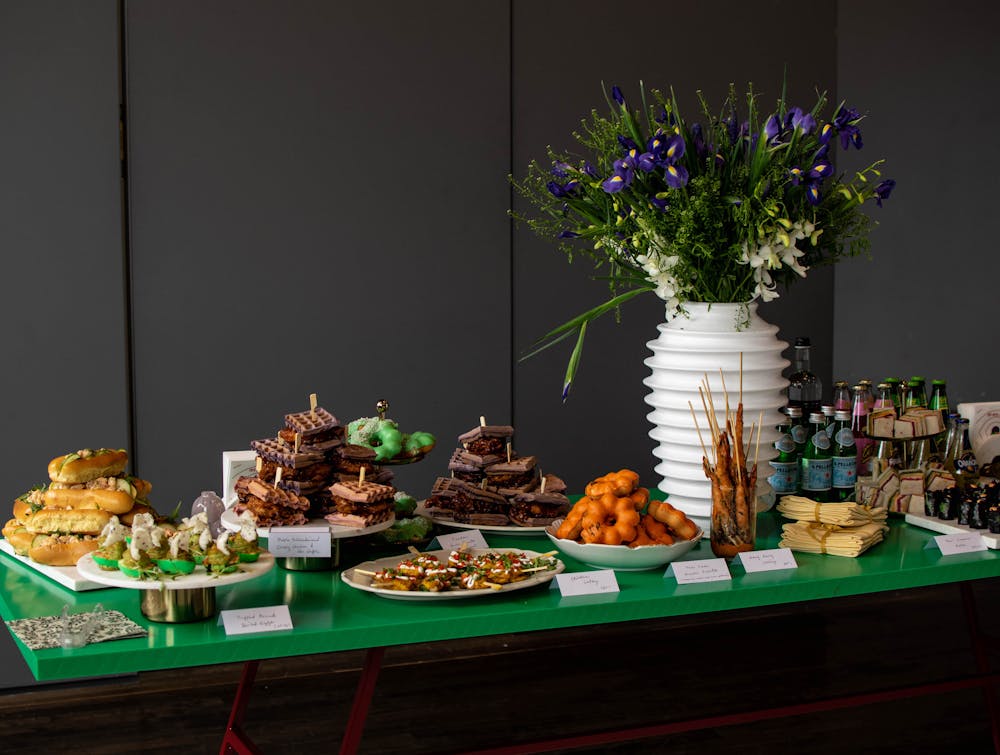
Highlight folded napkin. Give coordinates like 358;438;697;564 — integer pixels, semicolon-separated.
779;521;889;558
777;496;888;527
6;609;147;650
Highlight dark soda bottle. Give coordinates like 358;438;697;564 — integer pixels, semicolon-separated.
787;337;822;417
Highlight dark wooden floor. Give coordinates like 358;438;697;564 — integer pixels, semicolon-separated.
3;581;1000;754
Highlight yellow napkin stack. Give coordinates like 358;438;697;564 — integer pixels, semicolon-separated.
777;496;889;557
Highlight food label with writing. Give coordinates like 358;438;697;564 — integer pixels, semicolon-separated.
800;457;832;491
832;456;857;489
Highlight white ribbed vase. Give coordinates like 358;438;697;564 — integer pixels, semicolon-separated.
642;302;790;533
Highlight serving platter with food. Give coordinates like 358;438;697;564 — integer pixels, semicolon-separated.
341;547;564;601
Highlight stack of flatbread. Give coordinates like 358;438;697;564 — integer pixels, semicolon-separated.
777;496;889;557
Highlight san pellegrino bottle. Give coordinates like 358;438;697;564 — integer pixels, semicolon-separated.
787;337;822;417
831;409;857;501
822;404;837;440
800;412;832;502
768;413;799;496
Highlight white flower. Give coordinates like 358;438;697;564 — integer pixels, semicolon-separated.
739;221;816;302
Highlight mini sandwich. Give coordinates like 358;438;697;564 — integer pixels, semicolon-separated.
447;448;502;484
449;484;510;526
484;455;538;492
283;407;343;450
457;423;514;456
251;437;332;495
45;448;153;522
509;490;572;527
233;477;310;527
325;480;394;528
23;508;113;566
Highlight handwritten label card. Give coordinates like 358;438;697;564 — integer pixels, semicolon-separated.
267;526;332;558
436;529;488;551
934;532;987;555
665;558;732;584
220;605;293;635
737;548;798;573
555;570;620;596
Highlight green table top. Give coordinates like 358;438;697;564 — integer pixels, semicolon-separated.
3;512;1000;681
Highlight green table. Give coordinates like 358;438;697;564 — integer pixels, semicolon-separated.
3;513;1000;753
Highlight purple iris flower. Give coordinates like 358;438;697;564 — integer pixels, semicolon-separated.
833;105;861;129
612;85;625;106
805;183;821;206
546;181;571;198
618;135;639;153
691;123;711;160
647;131;667;157
840;126;863;150
558;230;580;239
874;179;896;207
583;162;599;179
763;114;782;144
788;166;805;186
650;195;669;211
637;152;659;172
664;163;689;189
785;107;817;135
601;158;635;193
654;107;669;124
809;160;832;181
812;143;830;163
818;122;836;145
663;133;685;163
551;162;572;178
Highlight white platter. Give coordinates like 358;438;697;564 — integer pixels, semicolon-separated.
341;547;564;601
903;512;1000;549
76;552;275;590
414;504;551;535
544;519;703;571
220;508;393;540
0;539;106;592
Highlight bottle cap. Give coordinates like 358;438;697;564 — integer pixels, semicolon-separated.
834;380;849;389
910;375;926;382
794;337;811;347
809;412;825;423
907;378;922;387
884;377;900;385
821;405;835;414
932;379;947;385
785;406;803;417
834;410;851;420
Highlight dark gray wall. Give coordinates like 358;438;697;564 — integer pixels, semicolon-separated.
0;1;126;688
834;1;1000;402
511;0;837;491
124;1;511;506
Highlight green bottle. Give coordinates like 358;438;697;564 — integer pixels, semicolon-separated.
800;412;833;502
831;410;857;501
928;379;949;454
768;413;799;496
907;377;927;408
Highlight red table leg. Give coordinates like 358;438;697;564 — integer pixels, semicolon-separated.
961;582;1000;752
339;646;386;755
219;660;263;755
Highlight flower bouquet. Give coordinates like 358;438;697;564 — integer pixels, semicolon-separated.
512;80;894;399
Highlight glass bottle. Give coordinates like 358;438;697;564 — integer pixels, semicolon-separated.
822;404;837;439
800;412;833;502
851;384;874;478
831;409;857;501
884;378;902;417
787;337;822;417
945;417;980;490
898;382;912;415
859;379;875;412
873;382;895;412
786;406;807;463
907;377;927;408
832;381;852;412
928;379;950;450
768;413;800;496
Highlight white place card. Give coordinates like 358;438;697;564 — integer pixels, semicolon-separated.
555;570;620;596
267;526;332;558
737;548;798;573
436;529;489;551
220;605;293;635
222;450;257;506
934;532;988;555
665;558;732;584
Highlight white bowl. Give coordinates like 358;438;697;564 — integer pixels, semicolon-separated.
544;520;702;571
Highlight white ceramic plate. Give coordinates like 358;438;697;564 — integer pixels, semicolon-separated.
76;552;275;590
414;504;551;535
544;520;702;571
341;547;564;601
220;508;394;540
